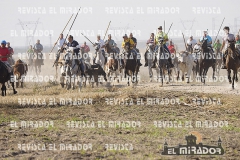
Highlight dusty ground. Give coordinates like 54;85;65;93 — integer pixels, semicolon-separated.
0;51;239;159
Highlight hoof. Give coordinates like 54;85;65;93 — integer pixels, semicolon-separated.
13;90;17;94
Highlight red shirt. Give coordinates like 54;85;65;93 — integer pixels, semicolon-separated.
0;47;10;61
168;45;175;54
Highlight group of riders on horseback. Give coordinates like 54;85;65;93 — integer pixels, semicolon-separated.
1;24;240;95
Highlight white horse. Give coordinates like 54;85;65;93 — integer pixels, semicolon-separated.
60;48;84;91
94;44;105;70
175;51;196;83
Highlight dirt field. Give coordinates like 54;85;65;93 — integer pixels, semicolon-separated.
0;51;240;160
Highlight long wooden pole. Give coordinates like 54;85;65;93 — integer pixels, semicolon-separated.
213;17;225;45
53;7;81;67
50;13;74;53
103;21;111;41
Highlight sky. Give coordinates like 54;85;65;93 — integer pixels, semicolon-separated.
0;0;239;48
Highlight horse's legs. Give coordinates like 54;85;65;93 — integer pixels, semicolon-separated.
159;68;163;86
199;65;203;83
177;70;180;81
235;70;238;82
72;75;75;90
11;81;17;95
212;65;216;80
232;71;235;89
228;69;232;84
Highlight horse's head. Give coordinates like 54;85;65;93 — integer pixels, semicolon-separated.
124;42;131;52
157;37;164;45
201;39;208;50
228;40;235;50
94;43;100;51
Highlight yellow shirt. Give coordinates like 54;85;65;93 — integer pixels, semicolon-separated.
122;38;135;49
155;31;168;45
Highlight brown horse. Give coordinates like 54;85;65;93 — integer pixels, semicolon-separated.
32;52;42;75
226;40;240;89
13;59;28;88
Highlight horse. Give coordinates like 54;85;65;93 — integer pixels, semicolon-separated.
32;52;42;75
94;44;105;69
199;39;216;84
226;40;240;89
13;59;28;88
155;37;171;86
105;44;122;83
175;51;196;83
60;48;83;91
0;61;17;96
122;42;139;86
27;52;34;73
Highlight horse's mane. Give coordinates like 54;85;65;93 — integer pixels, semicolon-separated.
227;40;237;57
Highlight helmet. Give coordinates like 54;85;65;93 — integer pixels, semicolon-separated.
1;40;6;44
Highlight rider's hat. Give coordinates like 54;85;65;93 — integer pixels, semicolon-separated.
158;26;162;30
1;40;6;44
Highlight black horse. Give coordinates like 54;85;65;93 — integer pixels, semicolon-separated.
123;42;139;86
0;61;17;96
156;37;171;86
199;39;216;84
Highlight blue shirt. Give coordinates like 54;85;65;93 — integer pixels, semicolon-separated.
200;35;212;46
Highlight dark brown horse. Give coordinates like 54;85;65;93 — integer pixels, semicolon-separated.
199;39;216;84
13;59;28;88
32;52;42;75
0;61;17;96
123;42;139;86
226;40;240;89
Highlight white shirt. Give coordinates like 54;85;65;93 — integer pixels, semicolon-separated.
57;38;65;50
187;39;197;46
193;44;201;51
95;39;105;51
222;33;235;50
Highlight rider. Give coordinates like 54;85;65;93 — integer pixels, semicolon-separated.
55;33;66;51
144;33;155;67
154;26;174;68
81;41;90;61
193;40;202;63
235;35;240;56
63;35;85;76
186;36;197;53
105;34;120;67
129;33;139;53
168;40;176;54
0;40;13;75
93;35;105;64
213;39;222;54
105;34;116;53
81;41;90;53
122;34;142;67
33;39;44;65
6;42;15;65
220;26;235;69
199;30;213;52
